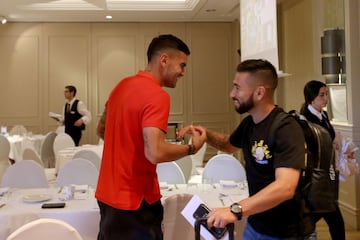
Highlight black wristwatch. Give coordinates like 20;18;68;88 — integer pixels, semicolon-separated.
230;203;242;220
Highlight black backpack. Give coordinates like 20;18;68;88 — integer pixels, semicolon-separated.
268;110;339;213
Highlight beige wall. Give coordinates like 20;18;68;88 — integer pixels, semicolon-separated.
0;22;239;157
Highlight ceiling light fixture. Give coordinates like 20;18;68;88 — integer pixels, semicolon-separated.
0;16;7;24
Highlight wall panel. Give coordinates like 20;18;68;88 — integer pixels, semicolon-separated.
0;36;39;119
0;22;238;148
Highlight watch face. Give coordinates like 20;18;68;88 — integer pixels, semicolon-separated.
231;204;241;213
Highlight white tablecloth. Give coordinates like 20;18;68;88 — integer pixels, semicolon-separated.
0;187;99;240
0;183;248;240
7;135;44;162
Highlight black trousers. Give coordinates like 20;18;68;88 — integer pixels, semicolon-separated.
65;128;81;146
312;204;345;240
97;200;163;240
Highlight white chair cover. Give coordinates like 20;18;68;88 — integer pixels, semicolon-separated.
1;160;48;188
0;135;11;184
202;154;246;183
8;125;27;136
55;158;99;188
53;133;75;169
22;148;44;167
156;162;186;184
40;132;57;168
6;218;83;240
0;135;10;160
72;149;101;170
162;194;194;240
192;142;207;167
175;156;192;183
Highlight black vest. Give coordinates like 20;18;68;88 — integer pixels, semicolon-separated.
64;99;85;131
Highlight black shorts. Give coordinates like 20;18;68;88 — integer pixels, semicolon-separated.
97;199;164;240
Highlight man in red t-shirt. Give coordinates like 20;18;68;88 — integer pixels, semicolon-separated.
95;34;206;240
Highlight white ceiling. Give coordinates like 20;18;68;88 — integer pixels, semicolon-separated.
0;0;240;23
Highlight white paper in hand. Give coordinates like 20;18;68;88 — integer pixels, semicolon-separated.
181;195;229;240
49;112;62;119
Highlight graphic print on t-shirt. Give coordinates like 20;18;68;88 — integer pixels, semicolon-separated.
251;140;272;164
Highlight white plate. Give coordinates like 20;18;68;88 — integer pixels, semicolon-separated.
22;194;52;203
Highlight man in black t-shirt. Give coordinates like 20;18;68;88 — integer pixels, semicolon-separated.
178;59;315;239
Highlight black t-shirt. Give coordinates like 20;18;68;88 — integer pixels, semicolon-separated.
229;107;305;238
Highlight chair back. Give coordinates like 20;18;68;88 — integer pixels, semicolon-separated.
53;133;75;168
0;135;10;159
40;132;57;168
72;149;101;170
156;162;186;184
192;142;207;167
1;160;48;188
55;158;99;187
53;133;75;154
9;125;27;136
163;194;194;240
6;218;83;240
22;148;44;167
202;154;246;183
0;135;11;183
175;155;192;183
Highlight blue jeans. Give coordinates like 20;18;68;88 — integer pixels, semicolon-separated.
242;223;317;240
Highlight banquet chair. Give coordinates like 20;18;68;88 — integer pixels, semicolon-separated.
55;158;99;188
6;218;83;240
156;162;186;184
202;154;246;183
189;138;207;168
40;132;57;168
8;125;27;136
192;142;207;167
53;133;75;154
22;147;44;167
53;133;75;168
175;155;192;183
163;194;194;240
0;135;11;183
72;149;101;170
1;160;48;188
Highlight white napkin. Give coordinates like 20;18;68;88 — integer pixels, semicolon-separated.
71;184;89;200
72;184;88;193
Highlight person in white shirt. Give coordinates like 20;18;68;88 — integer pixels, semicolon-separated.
51;85;91;146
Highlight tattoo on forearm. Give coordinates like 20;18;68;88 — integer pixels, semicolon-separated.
207;130;229;150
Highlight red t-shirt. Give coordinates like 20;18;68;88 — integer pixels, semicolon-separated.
95;71;170;210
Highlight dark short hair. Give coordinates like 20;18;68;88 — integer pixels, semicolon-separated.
303;80;326;106
147;34;190;62
236;59;278;89
65;85;77;97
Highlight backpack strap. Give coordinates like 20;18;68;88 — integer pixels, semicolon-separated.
266;111;291;150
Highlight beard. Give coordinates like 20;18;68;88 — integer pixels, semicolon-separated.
234;95;254;114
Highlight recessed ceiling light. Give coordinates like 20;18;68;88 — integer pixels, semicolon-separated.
1;16;7;24
106;15;113;20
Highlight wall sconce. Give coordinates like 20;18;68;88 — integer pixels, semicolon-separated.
1;16;7;24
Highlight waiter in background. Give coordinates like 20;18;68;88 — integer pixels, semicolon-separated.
51;85;91;146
